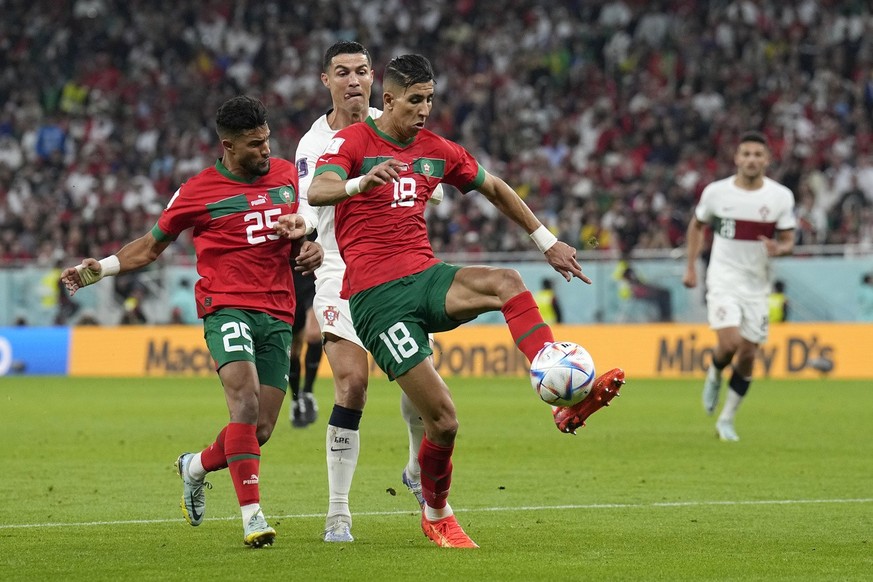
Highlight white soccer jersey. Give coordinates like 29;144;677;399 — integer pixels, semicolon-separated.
295;107;382;281
695;176;796;298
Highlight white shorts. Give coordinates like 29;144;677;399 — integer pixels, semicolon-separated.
705;287;769;344
313;275;365;349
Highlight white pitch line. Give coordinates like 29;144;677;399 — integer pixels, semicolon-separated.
2;497;870;530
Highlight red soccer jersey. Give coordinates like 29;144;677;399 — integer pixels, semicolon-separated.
314;118;486;297
152;158;299;323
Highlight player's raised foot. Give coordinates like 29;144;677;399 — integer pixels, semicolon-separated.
243;510;276;548
290;398;304;428
553;368;625;434
715;418;740;442
702;365;723;415
301;392;318;426
323;516;354;543
175;453;211;526
421;513;479;548
402;469;426;509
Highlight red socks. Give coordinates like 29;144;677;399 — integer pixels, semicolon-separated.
418;437;454;509
199;426;228;472
224;422;261;506
502;291;554;362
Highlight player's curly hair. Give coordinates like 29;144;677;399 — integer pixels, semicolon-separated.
323;40;371;72
215;95;267;138
384;54;435;89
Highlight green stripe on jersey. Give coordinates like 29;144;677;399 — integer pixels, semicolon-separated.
313;163;348;180
206;185;295;220
360;156;394;174
413;158;445;178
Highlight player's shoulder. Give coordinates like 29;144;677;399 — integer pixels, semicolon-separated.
269;157;296;173
763;176;794;198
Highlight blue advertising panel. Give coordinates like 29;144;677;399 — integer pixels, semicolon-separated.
0;327;70;376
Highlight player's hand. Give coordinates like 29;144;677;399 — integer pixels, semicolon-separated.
682;268;697;289
274;214;308;239
758;235;780;257
544;242;591;284
60;258;100;296
295;241;323;275
361;158;409;192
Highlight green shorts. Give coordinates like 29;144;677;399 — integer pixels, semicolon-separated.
350;262;470;380
203;308;292;391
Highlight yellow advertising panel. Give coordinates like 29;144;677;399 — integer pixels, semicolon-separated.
69;323;871;379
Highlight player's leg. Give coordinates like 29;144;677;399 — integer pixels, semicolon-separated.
400;390;425;508
703;290;744;415
395;360;477;548
288;303;306;428
716;309;763;442
446;266;554;362
300;306;323;426
321;333;368;542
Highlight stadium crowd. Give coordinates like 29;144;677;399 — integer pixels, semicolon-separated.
2;0;873;268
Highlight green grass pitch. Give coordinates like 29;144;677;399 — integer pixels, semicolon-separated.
1;375;870;581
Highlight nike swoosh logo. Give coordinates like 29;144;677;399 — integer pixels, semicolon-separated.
188;493;202;522
330;447;351;452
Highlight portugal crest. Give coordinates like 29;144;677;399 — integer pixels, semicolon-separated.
323;305;340;327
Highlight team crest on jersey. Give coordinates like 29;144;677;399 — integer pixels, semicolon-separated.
296;157;308;178
759;205;770;220
421;160;433;176
323;305;340;327
324;137;345;155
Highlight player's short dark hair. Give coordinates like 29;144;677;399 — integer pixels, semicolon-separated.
739;130;768;148
215;95;267;138
323;41;371;71
384;54;435;90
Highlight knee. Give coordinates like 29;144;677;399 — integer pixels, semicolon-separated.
429;415;459;443
497;268;527;299
335;375;368;410
256;421;275;446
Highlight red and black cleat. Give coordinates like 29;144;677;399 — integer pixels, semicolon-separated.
553;368;625;434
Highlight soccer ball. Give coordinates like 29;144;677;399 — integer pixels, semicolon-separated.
530;341;596;407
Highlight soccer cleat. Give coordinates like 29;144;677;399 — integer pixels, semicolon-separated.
301;392;318;426
421;513;479;548
715;418;740;442
290;398;304;428
553;368;625;434
702;365;723;415
243;510;276;548
175;453;211;526
323;517;354;543
402;469;426;509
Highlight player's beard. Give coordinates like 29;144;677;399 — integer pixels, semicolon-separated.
247;157;271;177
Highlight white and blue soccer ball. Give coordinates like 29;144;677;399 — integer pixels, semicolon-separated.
530;341;596;407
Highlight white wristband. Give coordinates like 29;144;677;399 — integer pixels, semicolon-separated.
344;176;363;197
99;255;121;276
530;225;558;253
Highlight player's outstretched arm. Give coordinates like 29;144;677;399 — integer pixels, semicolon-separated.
308;160;408;206
60;232;169;296
478;172;590;284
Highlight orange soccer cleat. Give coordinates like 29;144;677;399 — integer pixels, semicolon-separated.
553;368;625;434
421;513;479;548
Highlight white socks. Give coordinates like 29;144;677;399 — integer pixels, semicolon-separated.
326;425;360;519
718;388;744;423
400;391;425;480
188;452;207;481
424;501;453;521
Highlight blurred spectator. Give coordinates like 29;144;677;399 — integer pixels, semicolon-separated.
534;279;563;325
858;273;873;321
614;256;672;322
768;280;789;324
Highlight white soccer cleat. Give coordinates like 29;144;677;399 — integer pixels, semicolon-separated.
243;510;276;548
323;516;354;542
402;469;426;509
702;366;722;415
715;418;740;442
